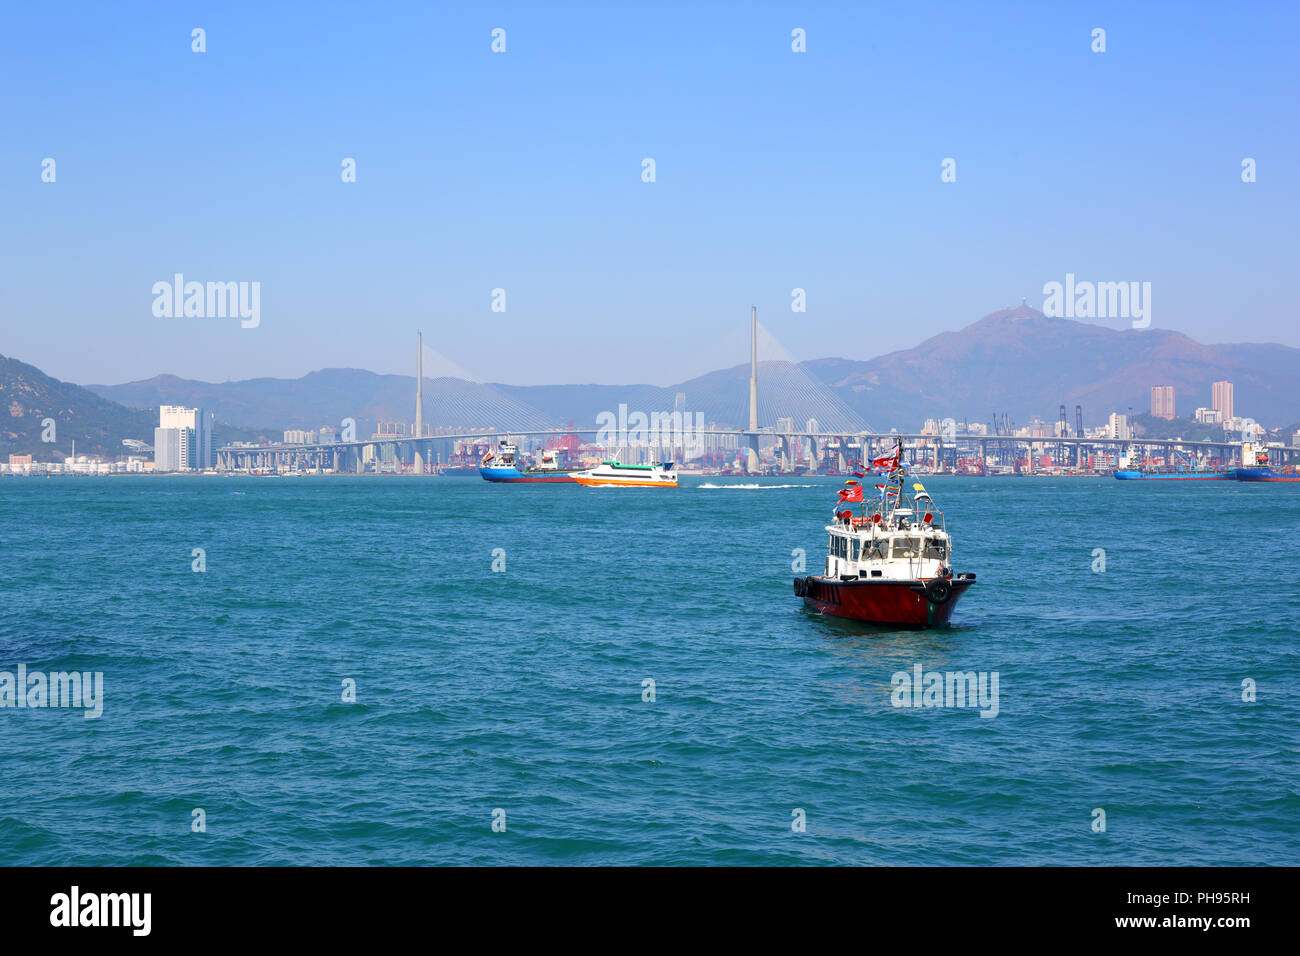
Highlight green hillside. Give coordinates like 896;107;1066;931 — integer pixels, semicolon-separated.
1;354;269;459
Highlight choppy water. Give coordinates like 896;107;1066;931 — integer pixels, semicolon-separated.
1;475;1296;865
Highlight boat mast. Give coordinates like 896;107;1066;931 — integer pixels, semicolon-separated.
747;306;760;474
414;331;424;474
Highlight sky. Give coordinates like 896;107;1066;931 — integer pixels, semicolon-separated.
2;1;1297;387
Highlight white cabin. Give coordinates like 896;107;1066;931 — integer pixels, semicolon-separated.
823;497;953;582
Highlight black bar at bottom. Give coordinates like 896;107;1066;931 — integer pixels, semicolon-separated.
0;866;1276;941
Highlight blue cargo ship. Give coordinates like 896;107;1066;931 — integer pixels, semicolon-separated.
1233;466;1300;482
478;440;579;483
1232;442;1300;481
1112;469;1231;480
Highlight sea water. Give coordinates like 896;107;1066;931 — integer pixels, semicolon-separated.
1;476;1296;865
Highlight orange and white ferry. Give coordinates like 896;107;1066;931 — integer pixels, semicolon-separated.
572;460;678;488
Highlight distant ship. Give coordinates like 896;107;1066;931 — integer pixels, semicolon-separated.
572;460;678;487
1112;442;1299;482
1232;442;1300;481
1112;469;1230;480
1233;466;1300;481
479;441;578;483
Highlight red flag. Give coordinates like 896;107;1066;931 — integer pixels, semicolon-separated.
837;485;864;503
871;453;898;468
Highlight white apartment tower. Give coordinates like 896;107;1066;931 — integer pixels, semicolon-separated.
156;405;212;471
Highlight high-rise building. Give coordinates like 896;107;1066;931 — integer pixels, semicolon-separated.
1212;381;1234;422
1108;412;1129;440
158;405;212;469
1150;386;1175;420
153;427;188;472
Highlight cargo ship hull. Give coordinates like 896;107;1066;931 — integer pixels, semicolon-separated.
1233;467;1300;482
1113;470;1230;480
794;575;975;628
478;466;577;483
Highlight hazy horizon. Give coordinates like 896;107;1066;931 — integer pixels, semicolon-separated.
65;302;1299;391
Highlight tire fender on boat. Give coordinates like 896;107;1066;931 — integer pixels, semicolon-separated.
924;578;953;605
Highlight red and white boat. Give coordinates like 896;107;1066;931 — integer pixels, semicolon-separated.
794;442;975;628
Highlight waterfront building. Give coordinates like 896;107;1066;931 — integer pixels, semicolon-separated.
158;405;212;469
153;427;188;472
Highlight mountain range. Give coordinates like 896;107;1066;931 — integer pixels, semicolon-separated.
86;306;1300;435
800;305;1300;430
5;306;1297;459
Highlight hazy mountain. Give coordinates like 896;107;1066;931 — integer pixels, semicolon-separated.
802;305;1300;429
88;365;871;436
87;370;576;437
82;306;1300;436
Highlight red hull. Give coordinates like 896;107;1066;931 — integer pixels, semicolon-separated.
795;575;974;628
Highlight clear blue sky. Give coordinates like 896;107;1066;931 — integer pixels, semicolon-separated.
3;1;1297;387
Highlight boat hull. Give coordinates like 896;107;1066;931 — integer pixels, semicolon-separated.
573;476;677;487
1233;467;1300;482
479;467;577;483
794;575;974;628
1113;470;1230;480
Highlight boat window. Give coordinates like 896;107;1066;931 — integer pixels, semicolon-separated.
923;538;948;560
891;537;920;558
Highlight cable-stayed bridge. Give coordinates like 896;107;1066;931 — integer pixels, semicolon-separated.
216;425;1278;473
215;314;1296;473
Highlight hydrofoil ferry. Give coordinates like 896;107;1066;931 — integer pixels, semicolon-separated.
572;460;678;487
